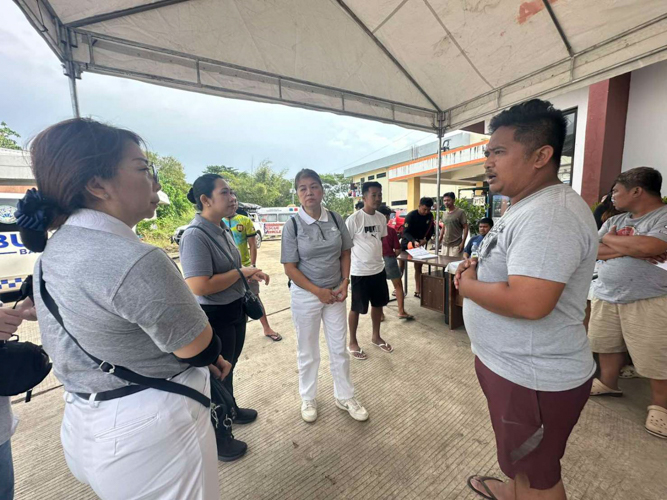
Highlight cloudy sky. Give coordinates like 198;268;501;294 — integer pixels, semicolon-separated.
0;2;436;182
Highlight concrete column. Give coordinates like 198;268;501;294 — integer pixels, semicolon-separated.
407;177;421;210
580;73;631;206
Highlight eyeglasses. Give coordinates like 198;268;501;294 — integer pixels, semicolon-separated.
148;162;159;184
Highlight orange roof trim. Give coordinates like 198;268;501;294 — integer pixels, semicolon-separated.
387;140;489;172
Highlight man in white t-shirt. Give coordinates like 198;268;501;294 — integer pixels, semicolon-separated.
346;182;391;360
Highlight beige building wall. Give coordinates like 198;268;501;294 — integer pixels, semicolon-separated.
352;168;471;209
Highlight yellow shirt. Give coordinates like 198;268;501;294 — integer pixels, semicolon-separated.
222;214;257;267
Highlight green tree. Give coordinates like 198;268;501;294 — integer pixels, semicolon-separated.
206;160;293;207
204;165;240;178
137;152;195;247
454;198;487;235
0;122;21;150
320;173;354;217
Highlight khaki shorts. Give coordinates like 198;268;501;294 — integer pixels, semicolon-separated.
249;280;260;296
588;296;667;379
442;244;462;258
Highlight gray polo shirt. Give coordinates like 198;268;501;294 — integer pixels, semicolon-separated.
281;208;353;289
463;184;598;392
179;213;245;305
35;209;209;394
593;205;667;304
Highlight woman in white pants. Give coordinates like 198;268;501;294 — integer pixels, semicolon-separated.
281;169;368;423
17;118;230;500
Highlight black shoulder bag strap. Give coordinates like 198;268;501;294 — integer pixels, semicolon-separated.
38;262;211;409
188;225;252;292
292;209;340;236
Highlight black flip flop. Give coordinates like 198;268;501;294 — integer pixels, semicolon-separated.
467;476;503;500
398;314;414;320
265;333;282;342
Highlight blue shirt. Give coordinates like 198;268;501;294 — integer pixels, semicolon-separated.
463;234;485;256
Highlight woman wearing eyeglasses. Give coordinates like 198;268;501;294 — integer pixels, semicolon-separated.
180;174;270;461
20;118;231;499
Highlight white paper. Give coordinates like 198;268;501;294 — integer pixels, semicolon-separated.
406;247;437;259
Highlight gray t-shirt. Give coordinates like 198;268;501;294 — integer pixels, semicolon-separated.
35;211;209;394
593;205;667;304
281;209;353;289
463;184;598;391
179;214;245;305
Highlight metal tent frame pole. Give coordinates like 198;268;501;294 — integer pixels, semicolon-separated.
62;27;81;118
68;72;80;118
434;114;445;255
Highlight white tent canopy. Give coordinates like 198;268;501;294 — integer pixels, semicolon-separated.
14;0;667;133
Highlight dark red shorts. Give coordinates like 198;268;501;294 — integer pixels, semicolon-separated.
475;357;592;490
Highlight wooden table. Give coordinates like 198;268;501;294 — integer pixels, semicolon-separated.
397;252;464;330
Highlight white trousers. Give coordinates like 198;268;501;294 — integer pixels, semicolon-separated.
61;367;219;500
290;284;354;401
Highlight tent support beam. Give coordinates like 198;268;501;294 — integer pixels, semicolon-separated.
75;28;438;116
434;112;446;255
66;0;195;28
61;27;81;117
68;71;80;118
335;0;441;113
541;0;573;57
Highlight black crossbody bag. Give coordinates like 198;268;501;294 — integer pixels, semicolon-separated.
188;225;265;320
38;263;230;428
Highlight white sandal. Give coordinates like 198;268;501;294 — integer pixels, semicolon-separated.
347;347;368;361
590;378;623;397
371;342;393;353
645;405;667;439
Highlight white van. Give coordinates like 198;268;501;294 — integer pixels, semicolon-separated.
0;193;36;301
257;206;300;239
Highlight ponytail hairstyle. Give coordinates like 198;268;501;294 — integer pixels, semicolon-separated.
187;174;223;211
15;118;144;252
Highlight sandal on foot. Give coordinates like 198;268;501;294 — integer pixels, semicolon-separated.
645;405;667;439
265;333;282;342
467;476;503;500
414;292;421;298
371;342;393;353
619;365;640;379
590;378;623;397
398;313;414;320
347;347;368;360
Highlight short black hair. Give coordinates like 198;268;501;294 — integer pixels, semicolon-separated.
362;181;382;195
355;200;365;210
294;168;323;190
377;205;393;216
188;174;224;211
442;192;456;201
489;99;567;167
419;197;434;208
615;167;663;198
478;217;494;227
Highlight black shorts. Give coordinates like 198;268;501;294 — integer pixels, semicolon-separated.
351;271;390;314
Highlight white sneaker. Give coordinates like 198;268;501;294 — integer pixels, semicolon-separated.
335;397;369;422
301;400;318;423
